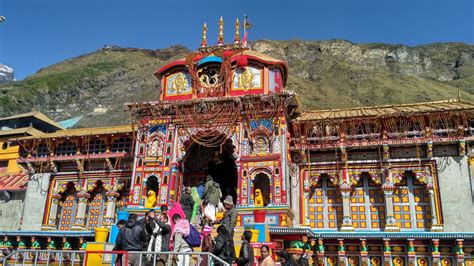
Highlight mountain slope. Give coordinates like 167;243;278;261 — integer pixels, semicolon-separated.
1;40;473;127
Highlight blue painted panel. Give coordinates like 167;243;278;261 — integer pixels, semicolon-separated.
198;56;223;66
250;119;272;130
149;125;166;134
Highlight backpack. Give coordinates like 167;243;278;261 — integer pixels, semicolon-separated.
184;224;201;247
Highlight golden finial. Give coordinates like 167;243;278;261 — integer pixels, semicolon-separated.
201;22;207;48
218;16;224;45
234;18;240;44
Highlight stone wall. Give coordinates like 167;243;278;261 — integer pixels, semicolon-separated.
436;156;474;231
20;173;51;230
0;190;25;230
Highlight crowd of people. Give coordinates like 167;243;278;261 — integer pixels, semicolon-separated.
113;175;279;266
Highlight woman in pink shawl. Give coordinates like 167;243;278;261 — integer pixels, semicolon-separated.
168;201;186;250
168;201;186;232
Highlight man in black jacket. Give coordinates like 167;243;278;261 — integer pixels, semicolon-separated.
116;214;148;266
180;187;195;222
235;230;254;266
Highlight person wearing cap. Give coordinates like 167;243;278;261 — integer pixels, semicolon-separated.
220;195;237;237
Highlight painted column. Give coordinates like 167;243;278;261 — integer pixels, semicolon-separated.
428;189;442;231
103;190;120;226
382;168;399;231
340;166;354;231
407;239;416;266
383;239;391;266
44;193;62;230
360;239;368;266
455;239;465;265
431;239;440;266
72;190;90;230
337;239;346;266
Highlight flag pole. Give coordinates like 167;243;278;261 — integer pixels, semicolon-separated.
243;14;247;47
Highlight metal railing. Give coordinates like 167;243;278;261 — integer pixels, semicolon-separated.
2;249;231;266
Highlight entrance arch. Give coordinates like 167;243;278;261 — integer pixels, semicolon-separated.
182;136;238;203
252;172;271;206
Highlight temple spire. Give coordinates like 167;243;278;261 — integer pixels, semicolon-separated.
234;18;240;44
201;22;207;48
217;16;224;46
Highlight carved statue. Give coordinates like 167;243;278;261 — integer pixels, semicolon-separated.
254;188;264;207
145;190;157;208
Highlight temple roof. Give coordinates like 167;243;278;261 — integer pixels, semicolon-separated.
0;111;65;131
0;127;44;138
15;125;134;140
155;49;288;85
296;99;474;121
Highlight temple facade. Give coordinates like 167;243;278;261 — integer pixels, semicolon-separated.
1;18;474;265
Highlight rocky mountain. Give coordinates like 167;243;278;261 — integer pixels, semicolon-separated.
0;64;14;83
0;40;473;128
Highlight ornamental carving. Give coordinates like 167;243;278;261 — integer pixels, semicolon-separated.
238;67;254;90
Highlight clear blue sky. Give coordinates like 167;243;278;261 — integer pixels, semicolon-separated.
1;0;473;80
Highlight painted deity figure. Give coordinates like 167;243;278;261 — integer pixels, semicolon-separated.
47;237;55;250
145;190;157;208
31;237;40;249
292;235;311;250
17;237;26;249
254;189;264;207
148;138;163;157
79;238;87;250
63;237;72;250
4;237;12;249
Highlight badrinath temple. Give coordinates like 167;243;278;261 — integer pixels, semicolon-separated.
1;18;474;265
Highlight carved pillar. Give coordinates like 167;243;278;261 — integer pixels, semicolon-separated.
459;140;466;156
427;141;433;158
383;144;390;161
44;193;62;230
428;188;443;231
382;168;399;231
339;166;354;231
431;239;440;265
383;239;391;266
338;239;346;266
316;238;325;266
72;191;90;230
455;239;464;265
360;239;368;266
407;239;416;266
102;190;120;226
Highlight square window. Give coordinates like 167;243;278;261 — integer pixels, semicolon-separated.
372;222;378;228
351;206;357;212
378;198;384;203
404;222;411;228
416;214;423;220
395;214;402;219
309;198;315;204
415;206;423;211
316;198;323;204
329;222;336;228
394;197;400;203
403;206;410;212
310;214;315;220
361;214;366;220
317;214;323;220
403;214;411;220
309;207;315;212
358;198;364;203
310;222;315;227
351;198;357;203
317;222;324;228
336;207;343;212
317;206;323;212
360;222;366;228
402;197;409;203
371;214;377;220
417;222;424;228
329;214;335;220
360;206;365;212
354;222;359;228
394;206;401;212
316;191;323;196
328;191;334;196
352;214;358;220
